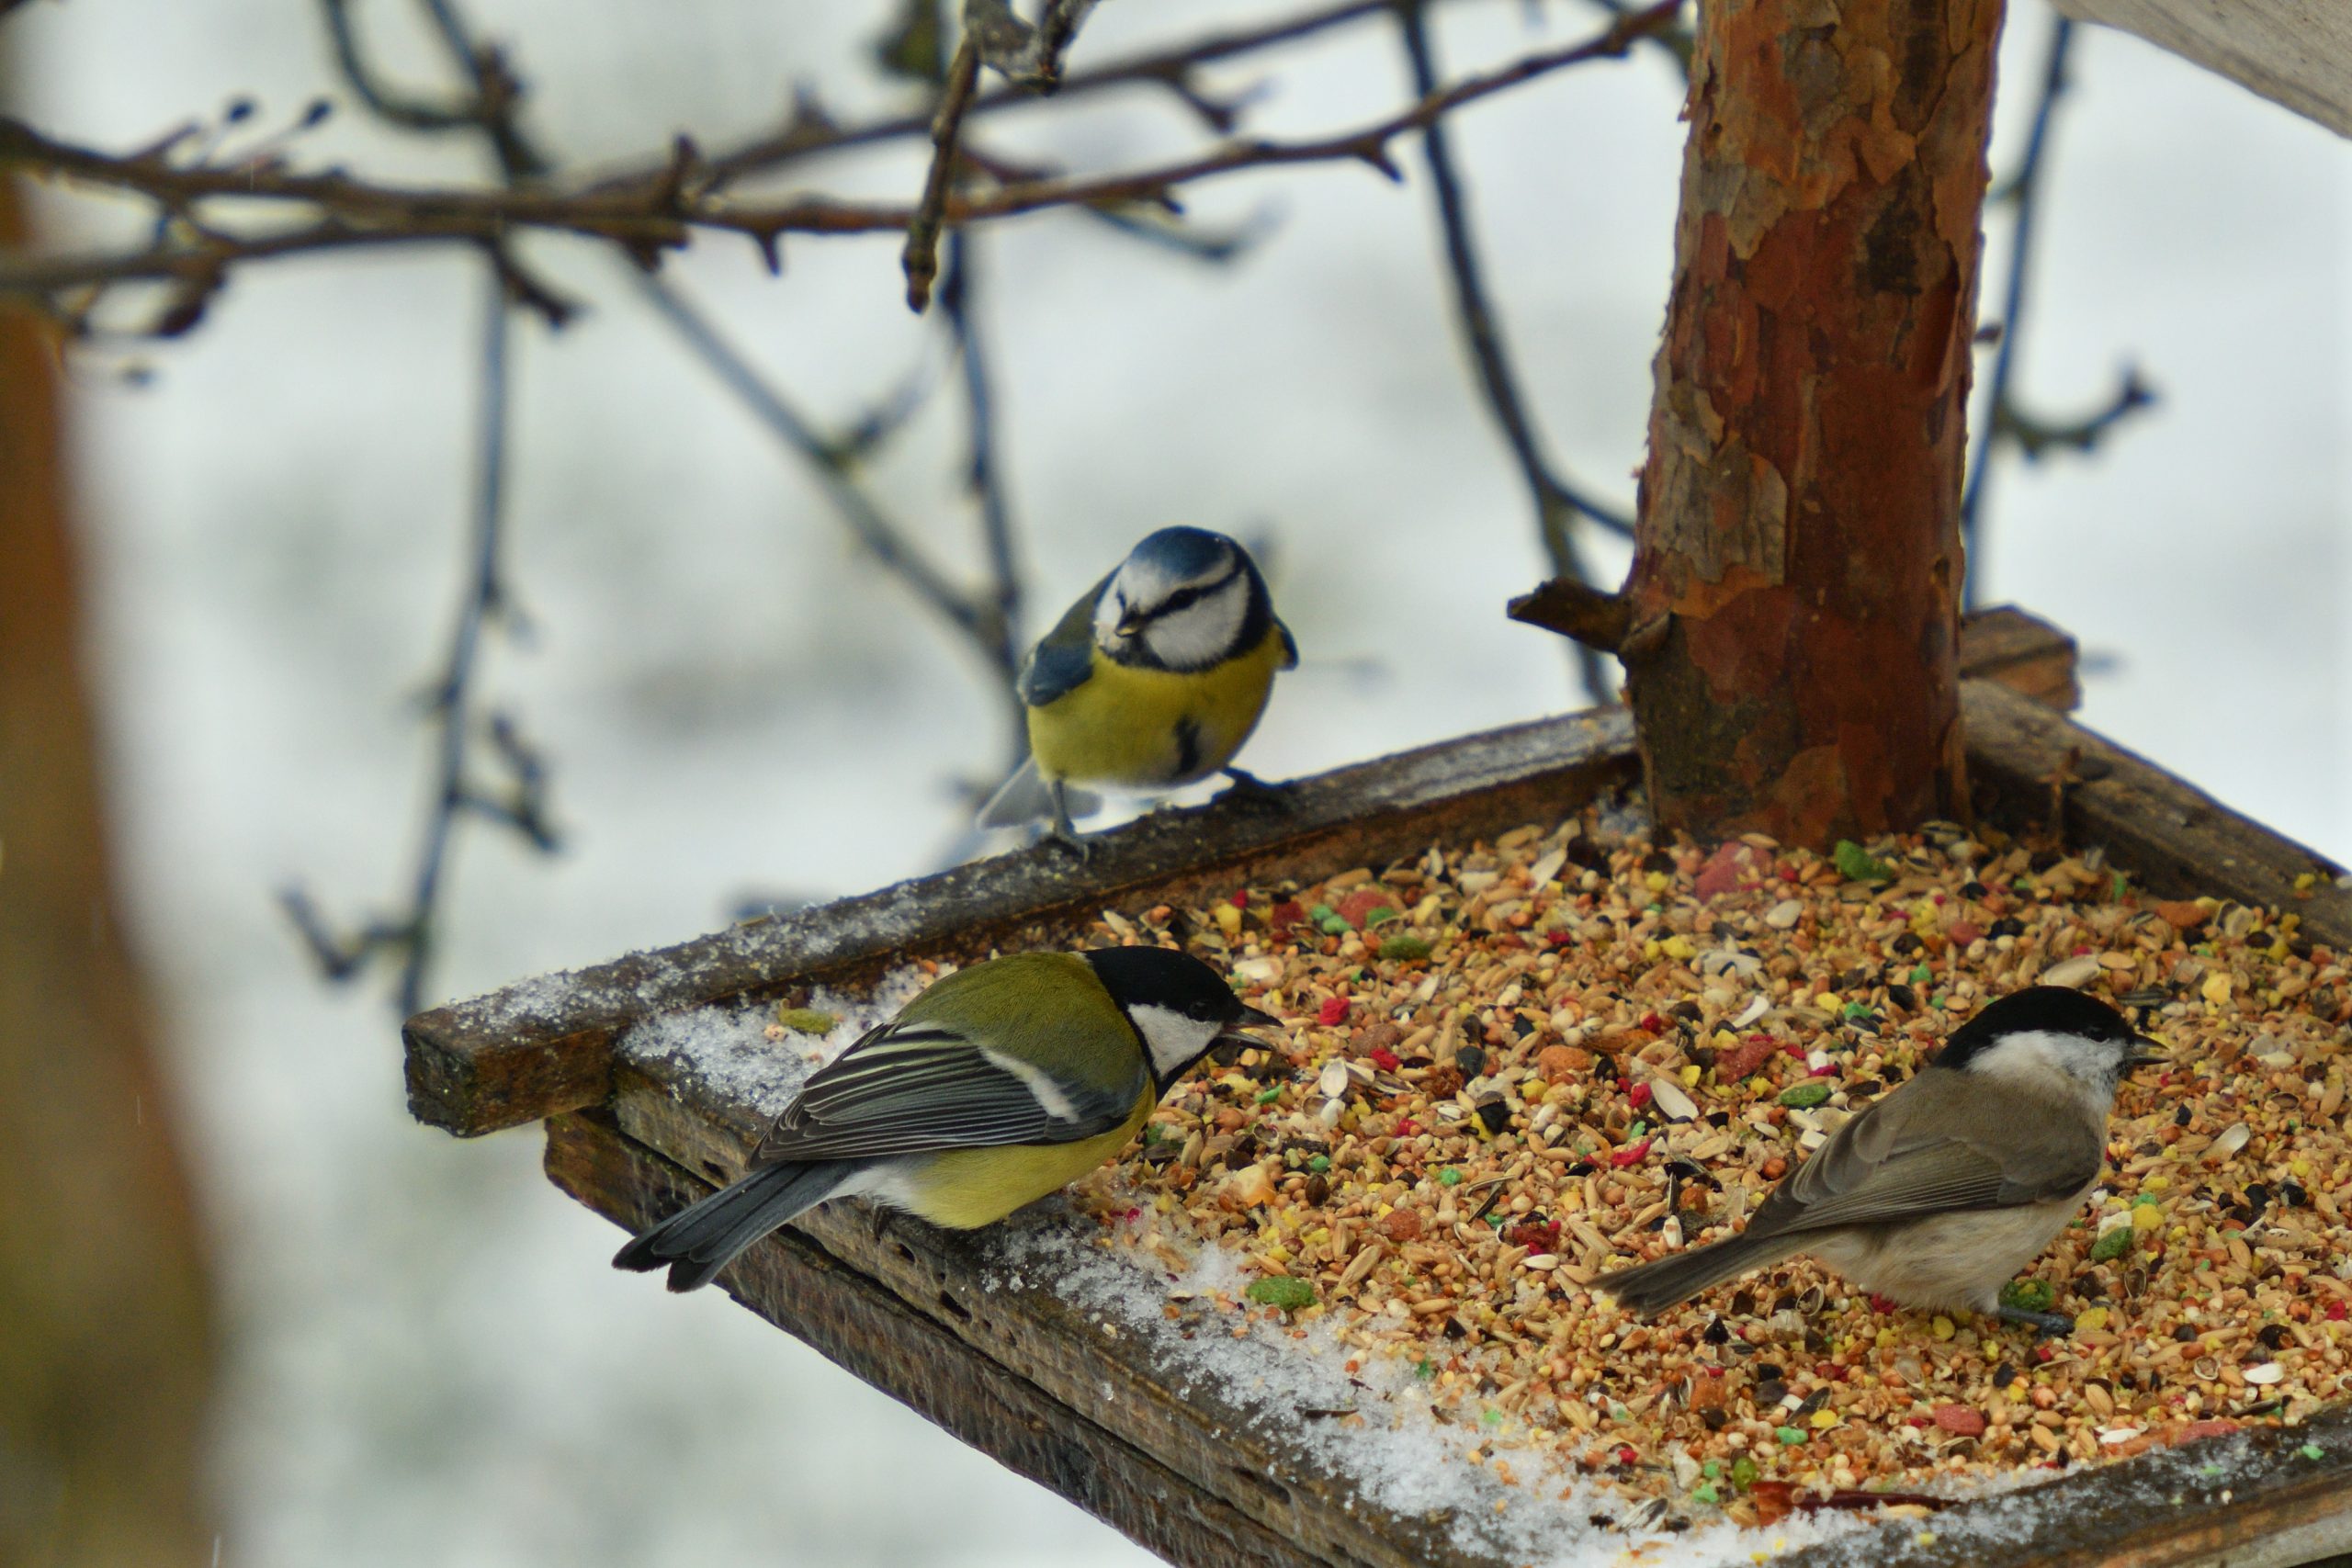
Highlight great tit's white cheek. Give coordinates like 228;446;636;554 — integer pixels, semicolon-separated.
1140;580;1247;671
1129;1003;1220;1081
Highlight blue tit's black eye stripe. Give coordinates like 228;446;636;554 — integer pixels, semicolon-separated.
1136;566;1240;625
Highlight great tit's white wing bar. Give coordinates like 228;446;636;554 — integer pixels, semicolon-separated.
752;1021;1145;1164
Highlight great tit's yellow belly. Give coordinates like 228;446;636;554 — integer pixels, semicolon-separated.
895;1090;1152;1230
1026;625;1286;791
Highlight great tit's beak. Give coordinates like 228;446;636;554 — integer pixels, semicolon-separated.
1216;1002;1280;1048
2126;1035;2166;1069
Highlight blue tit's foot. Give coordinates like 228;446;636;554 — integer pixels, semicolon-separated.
1044;782;1094;864
1994;1304;2075;1338
1215;766;1291;811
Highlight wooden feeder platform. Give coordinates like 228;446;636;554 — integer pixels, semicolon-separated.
403;610;2352;1568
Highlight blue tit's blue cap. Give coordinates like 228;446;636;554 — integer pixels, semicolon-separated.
1128;525;1238;579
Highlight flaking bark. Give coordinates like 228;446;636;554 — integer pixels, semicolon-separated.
1619;0;2000;844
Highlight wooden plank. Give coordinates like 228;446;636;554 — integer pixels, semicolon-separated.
1777;1406;2352;1568
402;708;1640;1136
2056;0;2352;140
600;1081;1488;1568
401;607;2079;1139
1963;680;2351;950
1955;604;2080;714
416;613;2352;1567
543;1109;1329;1568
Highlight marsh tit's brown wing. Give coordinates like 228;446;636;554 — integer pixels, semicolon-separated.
1743;1068;2105;1243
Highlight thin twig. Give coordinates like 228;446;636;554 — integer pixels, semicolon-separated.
939;229;1031;764
630;267;1012;676
394;280;519;1013
1;4;1678;314
282;272;546;1011
1962;14;2152;604
905;34;983;312
1396;0;1624;704
281;0;555;1011
666;0;1414;192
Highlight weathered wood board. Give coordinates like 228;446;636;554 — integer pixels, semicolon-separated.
2057;0;2352;139
412;608;2352;1568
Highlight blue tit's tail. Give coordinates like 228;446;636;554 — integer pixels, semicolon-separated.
976;756;1102;829
613;1159;861;1292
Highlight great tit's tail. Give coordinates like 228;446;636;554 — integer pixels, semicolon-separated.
1593;1229;1807;1318
614;1159;860;1292
976;757;1102;829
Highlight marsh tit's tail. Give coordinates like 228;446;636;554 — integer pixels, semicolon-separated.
1594;1229;1808;1318
614;1159;862;1293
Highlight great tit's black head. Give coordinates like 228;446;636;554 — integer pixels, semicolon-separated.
1931;985;2164;1089
1092;526;1270;672
1081;944;1280;1083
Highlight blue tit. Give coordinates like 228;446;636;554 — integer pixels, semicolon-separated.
978;525;1297;850
614;945;1277;1292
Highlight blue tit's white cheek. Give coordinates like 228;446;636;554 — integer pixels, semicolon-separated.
1092;577;1131;648
1138;578;1247;671
1129;1003;1220;1081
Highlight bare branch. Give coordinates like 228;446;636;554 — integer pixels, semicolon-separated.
1396;0;1627;704
629;268;1013;676
284;276;555;1012
1995;367;2155;461
1506;575;1630;653
1;3;1678;316
1961;14;2154;604
939;230;1031;763
670;0;1407;191
905;35;984;312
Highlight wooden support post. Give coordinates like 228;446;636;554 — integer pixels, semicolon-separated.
1538;0;2006;846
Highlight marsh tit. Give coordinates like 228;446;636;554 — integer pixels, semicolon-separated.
615;946;1276;1292
978;526;1297;852
1597;986;2162;1335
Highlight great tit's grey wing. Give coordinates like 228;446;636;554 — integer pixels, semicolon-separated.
752;1015;1146;1164
1017;575;1113;708
1741;1071;2102;1240
1275;619;1299;671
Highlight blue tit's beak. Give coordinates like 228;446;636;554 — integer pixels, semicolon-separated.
1114;607;1147;639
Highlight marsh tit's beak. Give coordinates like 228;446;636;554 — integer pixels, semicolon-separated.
2126;1035;2167;1068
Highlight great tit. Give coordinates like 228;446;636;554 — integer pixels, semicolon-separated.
1597;987;2163;1335
615;945;1276;1292
978;526;1297;851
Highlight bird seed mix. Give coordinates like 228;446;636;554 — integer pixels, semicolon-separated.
1061;814;2350;1529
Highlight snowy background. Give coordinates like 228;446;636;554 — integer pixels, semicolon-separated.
10;0;2347;1563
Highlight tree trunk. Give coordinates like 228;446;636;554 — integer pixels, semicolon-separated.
1530;0;2001;846
0;129;219;1566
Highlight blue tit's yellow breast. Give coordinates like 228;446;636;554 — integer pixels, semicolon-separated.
894;1088;1154;1229
1025;623;1287;790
